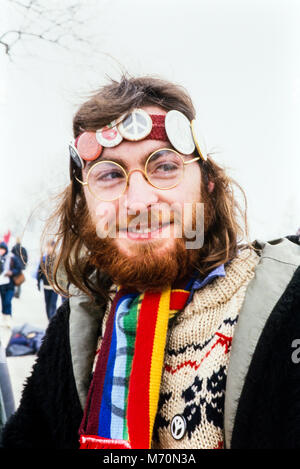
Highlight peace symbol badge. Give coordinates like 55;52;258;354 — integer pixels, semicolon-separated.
170;414;187;440
118;108;152;141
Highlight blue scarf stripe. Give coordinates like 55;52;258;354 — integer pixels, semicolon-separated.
110;297;133;439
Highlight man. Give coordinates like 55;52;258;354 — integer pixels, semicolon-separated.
1;76;300;449
0;242;22;328
12;237;28;299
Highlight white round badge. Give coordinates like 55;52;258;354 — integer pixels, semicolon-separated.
165;110;195;155
117;108;152;141
69;142;84;168
191;119;208;161
170;414;187;440
96;121;123;148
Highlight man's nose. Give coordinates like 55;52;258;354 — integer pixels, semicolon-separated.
122;169;159;211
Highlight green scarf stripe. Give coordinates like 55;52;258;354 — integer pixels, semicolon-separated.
122;295;140;440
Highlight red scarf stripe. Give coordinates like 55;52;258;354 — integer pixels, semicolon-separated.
170;290;190;311
126;291;161;449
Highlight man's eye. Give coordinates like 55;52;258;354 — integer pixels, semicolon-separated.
156;163;178;171
98;171;124;181
152;162;180;174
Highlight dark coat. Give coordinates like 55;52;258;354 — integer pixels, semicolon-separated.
11;244;28;270
1;262;300;449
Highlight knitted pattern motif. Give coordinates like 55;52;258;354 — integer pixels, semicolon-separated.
93;248;259;449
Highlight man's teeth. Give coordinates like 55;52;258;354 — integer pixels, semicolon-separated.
128;225;165;234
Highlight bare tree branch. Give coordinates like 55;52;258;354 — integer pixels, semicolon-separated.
1;0;92;57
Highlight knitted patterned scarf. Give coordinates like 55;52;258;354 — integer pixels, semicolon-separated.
79;281;192;449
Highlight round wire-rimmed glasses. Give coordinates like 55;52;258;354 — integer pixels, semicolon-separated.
74;148;200;202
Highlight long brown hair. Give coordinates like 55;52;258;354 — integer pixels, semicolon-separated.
42;75;249;304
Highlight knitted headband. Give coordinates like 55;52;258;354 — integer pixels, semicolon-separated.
69;108;207;170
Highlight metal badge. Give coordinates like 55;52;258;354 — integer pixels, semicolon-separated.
165;110;195;155
96;120;123;147
191;119;208;161
118;108;152;141
77;131;103;161
170;414;187;440
69;142;84;168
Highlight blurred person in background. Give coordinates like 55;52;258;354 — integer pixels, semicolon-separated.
36;241;58;321
0;242;22;328
12;237;28;299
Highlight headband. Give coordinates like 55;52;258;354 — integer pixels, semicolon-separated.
69;108;207;169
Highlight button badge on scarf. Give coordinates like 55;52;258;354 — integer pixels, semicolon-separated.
191;119;208;161
69;142;84;168
170;414;187;440
96;120;123;147
118;108;152;141
77;131;103;161
165;110;195;155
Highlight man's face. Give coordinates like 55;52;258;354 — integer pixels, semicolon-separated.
81;105;203;289
0;248;6;256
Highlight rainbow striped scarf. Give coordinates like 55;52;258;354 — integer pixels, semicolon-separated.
79;282;191;449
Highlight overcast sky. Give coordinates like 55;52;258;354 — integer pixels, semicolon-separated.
1;0;299;260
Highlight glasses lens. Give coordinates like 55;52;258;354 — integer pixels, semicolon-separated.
146;149;184;189
88;161;127;200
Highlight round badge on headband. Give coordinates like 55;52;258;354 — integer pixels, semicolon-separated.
69;142;84;169
118;108;152;141
191;119;208;161
77;131;102;162
96;120;123;148
165;110;195;155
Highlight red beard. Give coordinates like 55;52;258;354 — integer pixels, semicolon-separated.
80;214;200;292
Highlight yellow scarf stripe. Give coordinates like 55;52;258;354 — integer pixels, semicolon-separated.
148;287;171;447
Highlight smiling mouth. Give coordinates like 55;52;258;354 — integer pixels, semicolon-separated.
118;222;173;240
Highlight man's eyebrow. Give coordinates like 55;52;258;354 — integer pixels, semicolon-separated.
86;155;131;170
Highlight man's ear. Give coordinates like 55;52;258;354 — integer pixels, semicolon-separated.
208;181;215;193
